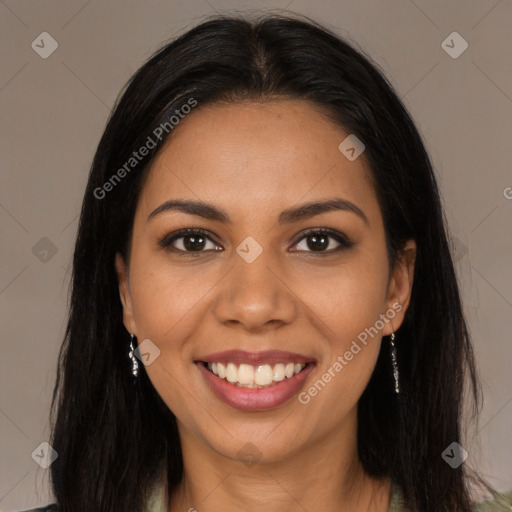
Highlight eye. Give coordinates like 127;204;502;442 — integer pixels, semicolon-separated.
291;228;354;254
159;228;222;256
159;227;354;257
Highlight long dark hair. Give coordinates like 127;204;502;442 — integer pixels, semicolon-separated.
49;12;493;512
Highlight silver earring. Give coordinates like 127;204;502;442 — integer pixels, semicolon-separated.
389;332;400;394
129;334;139;378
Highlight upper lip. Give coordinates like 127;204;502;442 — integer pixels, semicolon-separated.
195;350;315;366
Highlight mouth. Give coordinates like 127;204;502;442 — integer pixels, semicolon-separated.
194;350;317;411
200;360;315;389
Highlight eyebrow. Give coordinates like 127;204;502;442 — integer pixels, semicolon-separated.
147;198;369;227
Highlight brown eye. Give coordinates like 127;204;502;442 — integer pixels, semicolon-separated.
159;227;354;257
159;228;222;255
291;229;354;254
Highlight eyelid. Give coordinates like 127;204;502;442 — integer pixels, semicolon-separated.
158;228;220;252
290;227;353;251
159;227;354;254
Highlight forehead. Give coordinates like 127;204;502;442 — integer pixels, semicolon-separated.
138;99;379;224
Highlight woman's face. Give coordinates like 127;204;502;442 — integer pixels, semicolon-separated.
116;99;415;465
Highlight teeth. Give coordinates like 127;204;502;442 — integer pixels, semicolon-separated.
273;364;285;381
255;364;273;386
206;361;307;388
226;362;238;383
238;364;255;385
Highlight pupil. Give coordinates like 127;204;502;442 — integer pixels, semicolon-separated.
184;235;205;251
308;234;328;251
181;233;329;252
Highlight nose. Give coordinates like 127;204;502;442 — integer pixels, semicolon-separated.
212;246;297;333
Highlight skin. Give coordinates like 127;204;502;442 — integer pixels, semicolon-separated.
115;99;416;512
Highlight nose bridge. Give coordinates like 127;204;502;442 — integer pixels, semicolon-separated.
213;239;296;330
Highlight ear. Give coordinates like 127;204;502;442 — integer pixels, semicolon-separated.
381;239;416;336
115;252;137;336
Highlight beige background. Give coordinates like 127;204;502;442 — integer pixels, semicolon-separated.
1;0;511;510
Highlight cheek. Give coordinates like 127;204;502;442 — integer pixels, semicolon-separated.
300;247;389;393
128;249;215;339
127;254;207;415
306;254;389;342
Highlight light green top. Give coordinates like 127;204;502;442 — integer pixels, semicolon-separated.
21;479;512;511
391;481;512;511
387;481;512;511
145;478;512;512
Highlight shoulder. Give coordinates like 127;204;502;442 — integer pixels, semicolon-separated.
473;490;512;511
17;505;58;512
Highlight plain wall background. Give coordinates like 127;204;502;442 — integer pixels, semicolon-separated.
1;0;511;510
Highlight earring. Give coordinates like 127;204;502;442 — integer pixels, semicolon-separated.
129;334;139;378
389;332;400;394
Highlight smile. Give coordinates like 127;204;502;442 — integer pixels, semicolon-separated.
204;361;311;388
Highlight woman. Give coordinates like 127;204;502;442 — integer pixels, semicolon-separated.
22;13;512;512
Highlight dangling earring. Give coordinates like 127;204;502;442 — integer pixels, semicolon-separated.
389;332;400;394
129;334;139;378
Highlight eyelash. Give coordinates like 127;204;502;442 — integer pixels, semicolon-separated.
158;227;354;257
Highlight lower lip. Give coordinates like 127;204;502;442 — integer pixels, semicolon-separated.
196;362;315;411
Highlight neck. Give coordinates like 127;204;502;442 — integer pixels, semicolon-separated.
167;410;391;512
